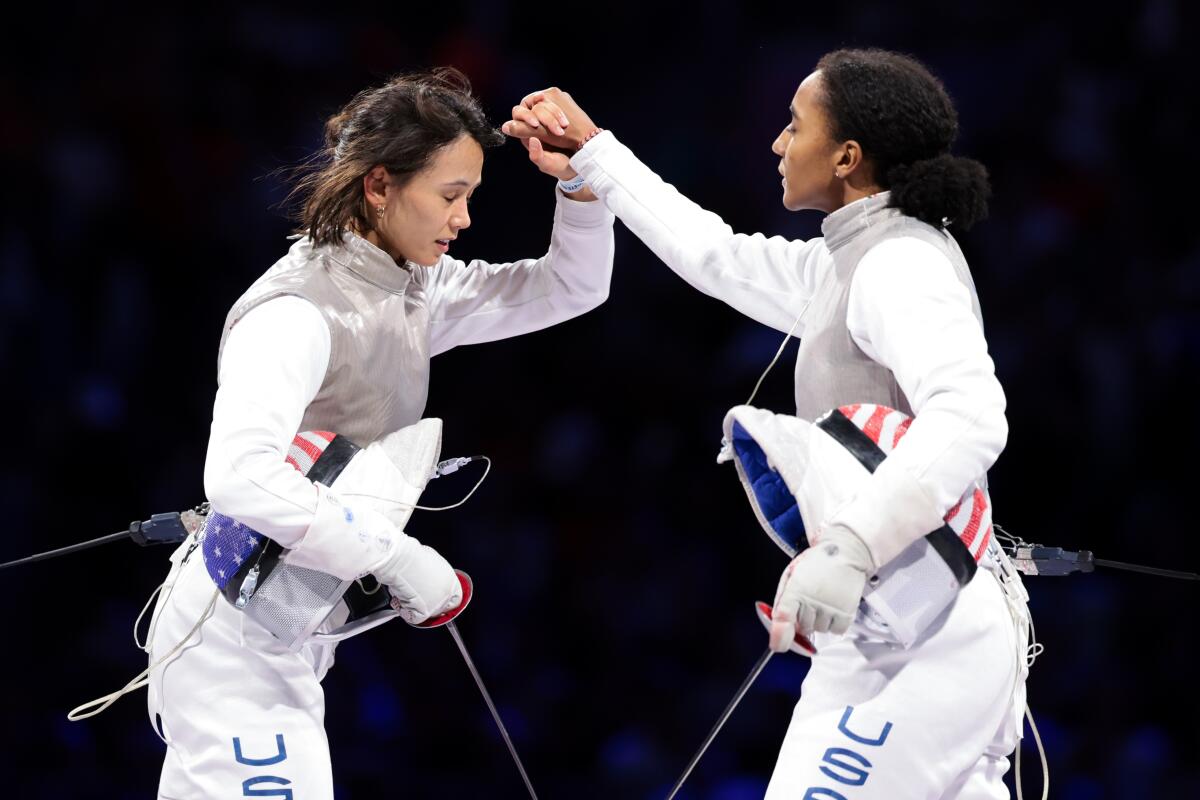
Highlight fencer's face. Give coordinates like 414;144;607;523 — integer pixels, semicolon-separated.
771;72;842;213
374;135;484;266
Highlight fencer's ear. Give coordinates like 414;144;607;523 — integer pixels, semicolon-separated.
835;140;855;172
835;140;870;182
362;166;390;205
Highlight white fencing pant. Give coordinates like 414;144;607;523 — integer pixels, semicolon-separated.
145;537;345;800
765;567;1028;800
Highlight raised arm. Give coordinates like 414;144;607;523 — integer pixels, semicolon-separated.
572;131;828;333
504;89;830;334
425;188;615;356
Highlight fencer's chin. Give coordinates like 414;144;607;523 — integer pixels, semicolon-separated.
780;184;799;212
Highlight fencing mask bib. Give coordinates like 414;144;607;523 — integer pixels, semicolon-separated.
200;420;444;651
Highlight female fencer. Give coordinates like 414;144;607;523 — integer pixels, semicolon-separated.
143;67;614;798
504;49;1032;799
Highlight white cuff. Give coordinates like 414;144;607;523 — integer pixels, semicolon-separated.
554;180;613;228
568;129;618;173
284;483;403;580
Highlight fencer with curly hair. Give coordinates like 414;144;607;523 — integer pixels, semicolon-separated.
505;49;1032;799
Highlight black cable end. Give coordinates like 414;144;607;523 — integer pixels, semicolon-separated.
130;513;190;546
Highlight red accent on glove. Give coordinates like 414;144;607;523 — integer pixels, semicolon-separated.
413;570;474;629
755;600;817;656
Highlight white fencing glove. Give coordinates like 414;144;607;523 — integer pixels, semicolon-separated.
286;482;462;625
378;540;463;626
768;523;876;652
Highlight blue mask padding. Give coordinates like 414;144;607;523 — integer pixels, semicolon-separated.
202;512;266;590
730;421;807;552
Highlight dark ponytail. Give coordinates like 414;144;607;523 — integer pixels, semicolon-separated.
886;154;990;230
816;49;991;231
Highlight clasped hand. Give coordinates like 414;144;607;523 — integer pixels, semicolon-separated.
501;88;599;188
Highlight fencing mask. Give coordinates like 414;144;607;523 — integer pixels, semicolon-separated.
722;403;993;645
201;419;444;651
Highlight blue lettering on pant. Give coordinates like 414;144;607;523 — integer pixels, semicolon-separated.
243;777;293;799
233;733;293;798
803;705;893;798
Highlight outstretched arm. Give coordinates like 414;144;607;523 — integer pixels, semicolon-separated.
504;88;830;335
424;105;616;356
425;188;615;356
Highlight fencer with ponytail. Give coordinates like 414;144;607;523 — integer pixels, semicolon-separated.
816;49;991;230
886;154;990;230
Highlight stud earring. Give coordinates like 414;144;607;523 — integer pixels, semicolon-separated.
376;204;386;218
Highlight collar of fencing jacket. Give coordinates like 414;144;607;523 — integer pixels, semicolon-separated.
325;230;419;296
820;190;900;253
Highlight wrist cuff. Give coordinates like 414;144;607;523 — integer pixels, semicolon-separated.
285;483;396;580
557;174;587;194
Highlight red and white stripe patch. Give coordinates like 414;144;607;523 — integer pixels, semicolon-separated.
976;524;993;560
842;404;992;563
861;406;889;443
285;430;334;475
941;484;992;562
839;404;908;451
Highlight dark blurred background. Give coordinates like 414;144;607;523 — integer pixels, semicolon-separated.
2;1;1198;798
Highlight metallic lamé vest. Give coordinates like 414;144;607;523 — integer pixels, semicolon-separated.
218;233;430;446
793;192;984;422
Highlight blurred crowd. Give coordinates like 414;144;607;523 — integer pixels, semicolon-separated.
1;2;1197;797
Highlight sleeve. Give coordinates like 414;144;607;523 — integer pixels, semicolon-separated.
202;295;331;547
825;236;1009;569
425;188;615;356
570;130;829;334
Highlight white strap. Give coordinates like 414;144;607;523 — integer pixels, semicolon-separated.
132;582;165;653
68;589;219;722
1016;702;1050;800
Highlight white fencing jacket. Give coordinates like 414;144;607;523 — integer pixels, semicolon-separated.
204;190;615;548
572;131;1007;580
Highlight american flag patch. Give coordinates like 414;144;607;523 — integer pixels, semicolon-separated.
202;512;265;590
202;430;336;589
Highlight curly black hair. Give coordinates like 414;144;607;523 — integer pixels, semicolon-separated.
815;49;990;230
287;67;505;247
